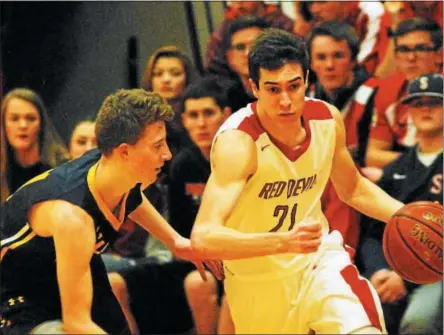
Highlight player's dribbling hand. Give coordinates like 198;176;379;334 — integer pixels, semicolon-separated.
281;218;323;254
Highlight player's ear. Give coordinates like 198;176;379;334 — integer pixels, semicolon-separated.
116;143;130;159
222;106;231;118
249;78;259;99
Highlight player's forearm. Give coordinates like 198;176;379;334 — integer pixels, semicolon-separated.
191;224;287;260
366;148;400;168
346;175;404;223
130;196;180;250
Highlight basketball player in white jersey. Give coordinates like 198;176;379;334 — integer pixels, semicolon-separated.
190;29;405;334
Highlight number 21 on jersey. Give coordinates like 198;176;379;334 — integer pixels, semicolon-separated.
270;203;298;232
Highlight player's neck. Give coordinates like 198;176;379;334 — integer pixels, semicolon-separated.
257;108;306;148
14;144;40;167
417;131;443;154
94;156;132;210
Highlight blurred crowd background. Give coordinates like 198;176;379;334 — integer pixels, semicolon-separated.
1;1;443;334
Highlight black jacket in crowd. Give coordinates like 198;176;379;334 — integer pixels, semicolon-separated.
358;146;443;285
168;144;211;239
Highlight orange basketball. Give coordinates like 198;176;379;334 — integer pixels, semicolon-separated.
383;201;443;284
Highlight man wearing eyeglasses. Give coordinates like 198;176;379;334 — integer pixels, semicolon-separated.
359;73;443;335
365;17;442;173
223;16;270;113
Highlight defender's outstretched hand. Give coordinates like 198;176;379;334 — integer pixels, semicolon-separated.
173;236;225;281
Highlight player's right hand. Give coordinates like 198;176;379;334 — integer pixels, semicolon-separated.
281;218;323;254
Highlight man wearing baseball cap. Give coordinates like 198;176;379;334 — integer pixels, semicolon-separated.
401;73;444;104
359;72;443;335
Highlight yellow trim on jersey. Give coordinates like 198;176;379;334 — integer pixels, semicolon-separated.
0;226;37;262
0;224;30;247
87;162;128;231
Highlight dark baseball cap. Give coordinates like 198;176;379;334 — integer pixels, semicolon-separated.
400;73;444;104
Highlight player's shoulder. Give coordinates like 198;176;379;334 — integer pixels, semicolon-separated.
31;198;90;224
303;97;337;121
5;149;101;209
211;127;257;179
216;102;264;142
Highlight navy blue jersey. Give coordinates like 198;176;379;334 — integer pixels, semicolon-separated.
0;149;142;334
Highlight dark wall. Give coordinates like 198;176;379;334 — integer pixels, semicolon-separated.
2;2;196;144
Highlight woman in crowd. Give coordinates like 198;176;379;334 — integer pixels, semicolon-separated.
0;88;69;203
68;117;97;159
142;45;198;155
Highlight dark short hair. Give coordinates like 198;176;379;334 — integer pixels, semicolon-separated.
224;16;270;51
307;21;360;62
181;76;231;113
95;89;174;156
249;28;309;87
394;17;442;49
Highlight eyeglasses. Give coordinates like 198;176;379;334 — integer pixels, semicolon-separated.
395;44;436;57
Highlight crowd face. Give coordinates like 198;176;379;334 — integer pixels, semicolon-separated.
4;98;41;153
395;31;439;80
308;2;344;24
408;96;443;136
310;35;355;95
182;97;229;153
151;56;187;101
229;1;262;16
69;121;97;159
227;26;263;78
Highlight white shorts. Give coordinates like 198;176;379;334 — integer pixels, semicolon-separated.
224;238;386;334
30;320;65;334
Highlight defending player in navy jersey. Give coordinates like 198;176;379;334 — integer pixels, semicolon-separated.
0;89;222;334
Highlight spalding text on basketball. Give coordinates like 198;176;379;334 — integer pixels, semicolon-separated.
409;224;443;261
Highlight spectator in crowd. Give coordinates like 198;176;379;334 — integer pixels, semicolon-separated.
142;45;198;155
68;117;96;159
0;88;68;203
358;73;443;334
222;16;269;113
168;77;231;334
365;18;442;171
306;21;379;253
385;1;443;29
141;45;199;223
205;1;293;79
294;1;392;76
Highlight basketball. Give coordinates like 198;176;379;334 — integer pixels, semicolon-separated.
383;201;443;284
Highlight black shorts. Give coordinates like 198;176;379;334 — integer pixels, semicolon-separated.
118;260;199;334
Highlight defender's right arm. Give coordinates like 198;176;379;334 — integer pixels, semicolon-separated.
191;130;322;260
29;200;107;334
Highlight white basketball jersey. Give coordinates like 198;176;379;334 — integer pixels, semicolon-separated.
213;98;337;278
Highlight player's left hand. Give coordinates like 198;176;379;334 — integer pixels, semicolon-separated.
173;236;225;281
